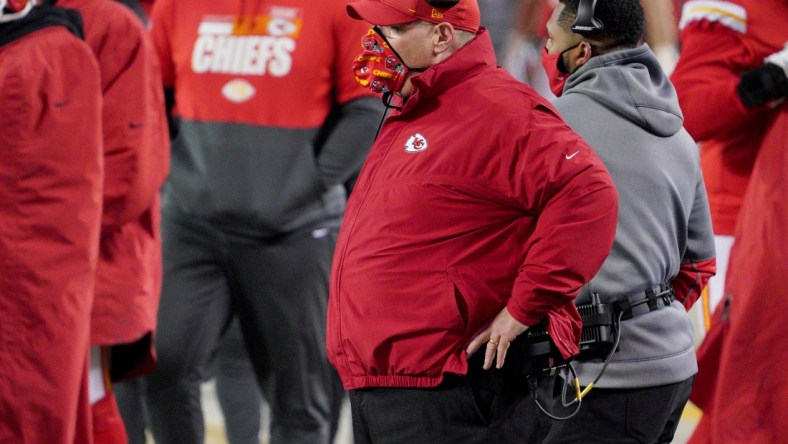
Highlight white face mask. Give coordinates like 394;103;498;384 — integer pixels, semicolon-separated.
0;0;34;23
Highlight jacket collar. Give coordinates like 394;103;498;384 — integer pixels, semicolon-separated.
0;4;84;48
396;28;496;113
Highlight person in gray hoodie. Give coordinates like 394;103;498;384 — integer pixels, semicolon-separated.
540;1;716;443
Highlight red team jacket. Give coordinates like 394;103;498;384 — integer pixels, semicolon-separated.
671;0;787;235
327;30;618;390
709;96;787;444
672;1;788;443
59;0;170;360
0;17;103;444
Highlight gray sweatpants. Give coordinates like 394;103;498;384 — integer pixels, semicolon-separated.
215;317;265;444
144;208;343;444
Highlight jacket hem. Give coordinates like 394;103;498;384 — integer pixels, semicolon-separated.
341;374;448;390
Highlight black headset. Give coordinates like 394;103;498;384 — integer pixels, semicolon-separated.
571;0;604;35
426;0;460;8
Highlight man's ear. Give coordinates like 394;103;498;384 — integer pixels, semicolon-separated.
433;23;455;55
575;40;593;67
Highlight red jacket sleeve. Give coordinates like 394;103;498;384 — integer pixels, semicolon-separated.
87;4;170;232
672;257;716;309
670;20;770;142
506;105;619;357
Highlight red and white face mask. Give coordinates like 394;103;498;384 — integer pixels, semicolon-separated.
353;28;409;94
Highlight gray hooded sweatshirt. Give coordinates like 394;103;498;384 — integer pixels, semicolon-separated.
553;44;715;389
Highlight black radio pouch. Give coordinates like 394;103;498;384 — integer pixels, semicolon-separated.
507;325;569;379
576;294;618;360
508;294;620;378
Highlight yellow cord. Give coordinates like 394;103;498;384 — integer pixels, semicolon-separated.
571;377;594;401
579;383;595;400
701;286;712;332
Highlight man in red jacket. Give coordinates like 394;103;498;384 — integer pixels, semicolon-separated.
0;1;103;443
671;1;787;442
671;0;787;333
695;76;786;444
327;0;618;441
57;0;171;442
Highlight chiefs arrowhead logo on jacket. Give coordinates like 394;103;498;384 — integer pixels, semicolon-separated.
404;133;428;153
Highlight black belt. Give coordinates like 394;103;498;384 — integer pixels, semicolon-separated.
615;282;675;320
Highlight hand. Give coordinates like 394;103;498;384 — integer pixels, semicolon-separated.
738;42;788;107
465;307;529;370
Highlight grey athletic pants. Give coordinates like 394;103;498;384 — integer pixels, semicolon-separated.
215;317;265;444
144;208;343;444
113;323;267;444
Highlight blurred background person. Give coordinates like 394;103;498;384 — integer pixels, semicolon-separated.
499;0;556;97
478;0;520;55
0;1;103;442
58;0;170;442
671;0;787;442
691;52;785;444
672;0;785;333
143;0;383;443
644;0;681;75
109;4;273;444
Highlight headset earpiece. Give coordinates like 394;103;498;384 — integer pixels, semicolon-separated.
571;0;604;36
426;0;460;8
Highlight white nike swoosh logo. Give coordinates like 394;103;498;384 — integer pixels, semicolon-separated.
565;151;579;159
